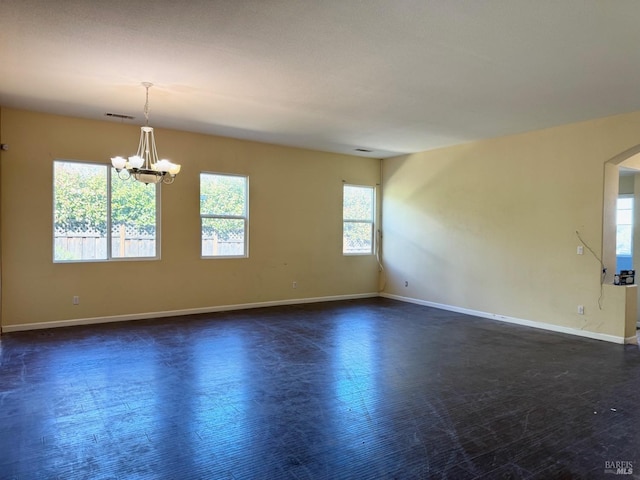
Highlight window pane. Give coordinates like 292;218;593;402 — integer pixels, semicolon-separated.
617;208;633;225
200;174;246;215
617;224;633;256
343;222;373;254
202;218;246;256
111;172;157;258
54;161;107;261
618;197;633;210
343;185;373;221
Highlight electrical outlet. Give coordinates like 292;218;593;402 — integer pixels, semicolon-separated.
577;305;584;315
292;281;297;289
577;246;584;255
73;296;80;305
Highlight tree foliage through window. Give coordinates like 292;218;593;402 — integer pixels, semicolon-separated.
54;161;157;261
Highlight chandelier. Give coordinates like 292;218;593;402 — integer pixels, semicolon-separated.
111;82;181;184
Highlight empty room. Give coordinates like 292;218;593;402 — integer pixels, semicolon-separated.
3;1;640;479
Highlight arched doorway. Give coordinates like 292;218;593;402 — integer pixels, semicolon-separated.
603;145;640;335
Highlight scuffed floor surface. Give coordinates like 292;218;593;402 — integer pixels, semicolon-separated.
1;298;640;479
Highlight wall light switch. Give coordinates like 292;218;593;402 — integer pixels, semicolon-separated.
577;246;584;255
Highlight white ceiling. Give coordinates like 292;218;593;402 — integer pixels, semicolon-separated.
2;0;640;158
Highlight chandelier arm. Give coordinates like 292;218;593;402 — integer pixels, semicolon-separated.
135;127;145;160
150;129;159;165
143;129;152;170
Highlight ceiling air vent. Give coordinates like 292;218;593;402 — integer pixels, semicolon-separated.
104;112;135;120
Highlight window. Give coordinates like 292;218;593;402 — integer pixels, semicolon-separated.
343;184;375;255
616;196;634;274
53;160;158;262
617;196;633;256
200;173;248;257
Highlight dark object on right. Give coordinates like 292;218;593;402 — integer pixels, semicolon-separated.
614;269;635;285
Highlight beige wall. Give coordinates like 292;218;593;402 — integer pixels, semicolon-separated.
0;107;2;323
0;108;381;329
382;111;640;339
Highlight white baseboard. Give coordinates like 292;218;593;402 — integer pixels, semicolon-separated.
2;292;378;333
4;292;633;345
380;293;629;345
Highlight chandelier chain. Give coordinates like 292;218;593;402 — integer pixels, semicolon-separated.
144;84;150;126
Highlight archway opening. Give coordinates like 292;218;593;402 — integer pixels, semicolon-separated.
603;145;640;335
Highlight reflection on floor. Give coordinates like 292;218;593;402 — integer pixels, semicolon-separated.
1;298;639;479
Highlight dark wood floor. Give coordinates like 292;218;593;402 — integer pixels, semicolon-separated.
1;298;639;479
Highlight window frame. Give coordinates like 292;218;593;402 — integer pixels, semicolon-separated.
200;172;249;259
53;159;161;263
342;183;376;256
